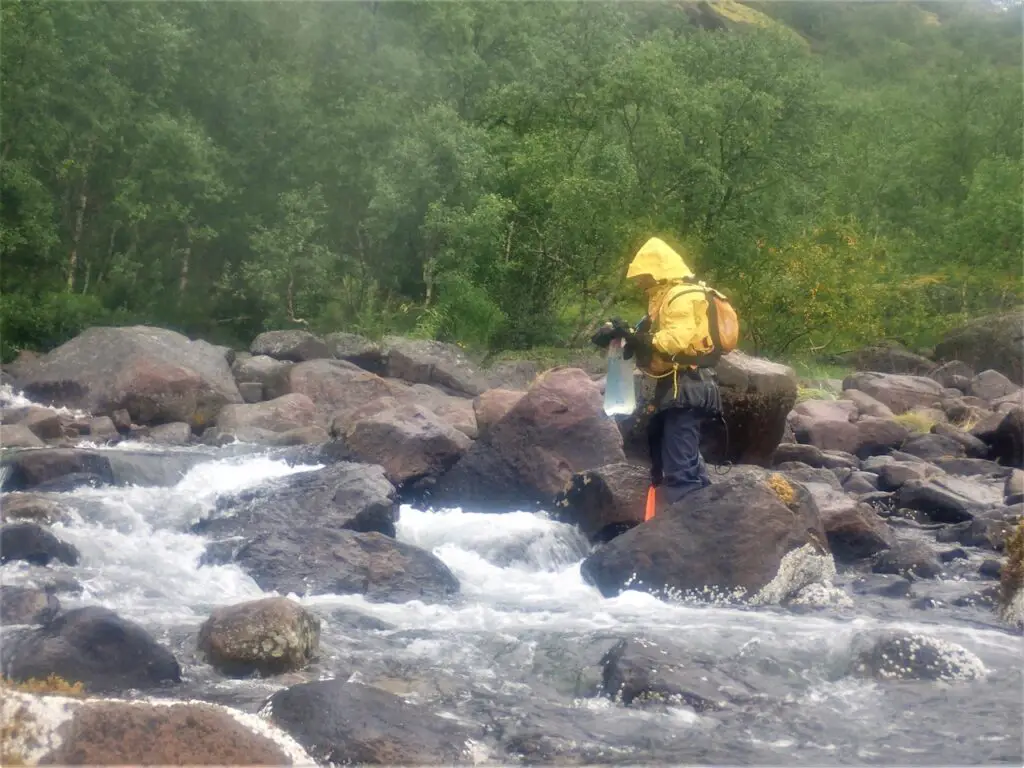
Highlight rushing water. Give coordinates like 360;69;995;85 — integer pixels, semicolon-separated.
2;447;1022;765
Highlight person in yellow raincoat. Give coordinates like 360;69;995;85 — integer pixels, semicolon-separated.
591;237;723;510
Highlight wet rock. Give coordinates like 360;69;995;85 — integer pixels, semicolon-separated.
285;359;401;429
197;461;398;540
198;597;320;677
1005;469;1024;505
898;475;1005;523
0;448;114;492
472;388;526;440
938;517;1015;551
809;487;891;562
843;471;880;494
19;407;64;441
382;336;488;397
778;466;843;490
931;457;1006;477
876;460;942;492
939;547;969;563
0;522;80;566
871;539;941;579
930;360;975;390
216;393;317;435
260;678;473;765
842;372;945;415
231;354;293;399
930;422;990;458
552;462;649;543
0;424;44;448
853;417;912;458
821;450;860;470
1;606;181;692
849;574;913;599
251;330;329;362
970;369;1020;402
993;389;1024;412
87;416;119;442
0;692;307;766
839;389;895;419
342;401;472;487
142;421;193;445
325;332;386;374
433;368;625;512
16;325;242;429
898;433;964;462
979;559;1003;580
329;607;394;632
849;630;985;681
599;638;750;710
580;473;832;604
933;312;1024;384
232;528;459;603
0;585;60;625
0;494;66;525
975;408;1023;469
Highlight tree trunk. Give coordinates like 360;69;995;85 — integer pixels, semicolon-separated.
178;220;192;299
66;186;88;291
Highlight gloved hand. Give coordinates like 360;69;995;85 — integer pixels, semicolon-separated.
623;330;654;364
590;317;632;349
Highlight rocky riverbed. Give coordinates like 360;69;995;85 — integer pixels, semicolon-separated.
1;323;1022;765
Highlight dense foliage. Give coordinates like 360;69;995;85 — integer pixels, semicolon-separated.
2;0;1021;361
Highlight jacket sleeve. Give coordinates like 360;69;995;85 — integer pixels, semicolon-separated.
651;286;712;359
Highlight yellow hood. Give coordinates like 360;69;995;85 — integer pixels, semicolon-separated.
626;237;694;283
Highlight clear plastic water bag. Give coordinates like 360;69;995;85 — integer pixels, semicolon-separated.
603;338;637;416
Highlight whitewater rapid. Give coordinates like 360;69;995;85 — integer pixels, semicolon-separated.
2;450;1022;764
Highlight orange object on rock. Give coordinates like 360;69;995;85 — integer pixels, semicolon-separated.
644;485;657;521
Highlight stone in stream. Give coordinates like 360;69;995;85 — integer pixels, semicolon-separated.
552;462;650;543
432;367;625;512
1;606;181;693
0;585;61;625
0;522;80;567
0;689;311;766
580;473;834;604
259;678;476;765
197;597;320;677
848;630;986;682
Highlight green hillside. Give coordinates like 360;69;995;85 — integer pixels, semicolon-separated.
2;0;1020;360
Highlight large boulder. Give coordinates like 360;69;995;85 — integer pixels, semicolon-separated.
473;388;525;437
0;522;80;566
620;352;797;469
974;408;1024;469
250;330;329;362
0;423;44;448
16;325;242;429
431;368;625;512
259;679;474;765
839;389;896;419
382;336;489;397
793;417;910;459
215;393;318;435
969;369;1020;402
0;448;114;491
195;461;399;540
231;355;294;401
1;690;311;766
402;383;478;438
842;372;945;415
799;482;892;562
284;359;402;428
197;597;321;677
341;401;472;487
325;332;386;374
1;606;181;693
580;473;834;604
898;474;1007;523
552;462;650;543
222;528;460;603
933;311;1024;384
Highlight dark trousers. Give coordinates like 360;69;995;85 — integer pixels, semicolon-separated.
647;407;711;508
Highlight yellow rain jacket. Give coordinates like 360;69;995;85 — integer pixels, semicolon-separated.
627;237;714;375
